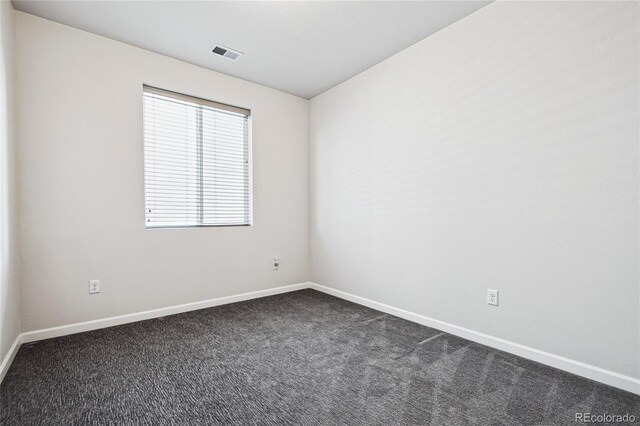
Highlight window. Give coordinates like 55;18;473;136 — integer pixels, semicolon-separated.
143;86;251;228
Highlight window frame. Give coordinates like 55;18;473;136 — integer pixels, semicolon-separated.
142;85;253;229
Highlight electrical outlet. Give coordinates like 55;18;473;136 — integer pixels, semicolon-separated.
273;258;279;270
487;289;498;306
89;279;100;294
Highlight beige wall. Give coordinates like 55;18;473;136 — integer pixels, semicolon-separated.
0;0;21;362
16;12;309;331
310;1;639;378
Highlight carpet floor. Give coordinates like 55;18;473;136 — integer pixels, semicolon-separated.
1;289;639;425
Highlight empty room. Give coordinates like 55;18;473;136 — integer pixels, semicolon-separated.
0;0;639;424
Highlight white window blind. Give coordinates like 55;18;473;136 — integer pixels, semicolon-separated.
143;86;251;228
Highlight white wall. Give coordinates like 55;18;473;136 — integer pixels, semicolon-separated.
10;0;640;387
0;0;21;362
310;1;639;379
16;12;309;332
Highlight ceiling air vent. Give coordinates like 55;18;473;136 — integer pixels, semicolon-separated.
211;44;243;61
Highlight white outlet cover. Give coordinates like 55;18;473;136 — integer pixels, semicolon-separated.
487;289;498;306
89;279;100;294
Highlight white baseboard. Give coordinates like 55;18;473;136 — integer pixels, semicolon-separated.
5;281;639;395
0;333;22;383
0;282;310;384
20;282;311;344
0;282;311;383
310;282;640;395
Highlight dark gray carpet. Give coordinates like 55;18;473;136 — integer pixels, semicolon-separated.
1;289;638;425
